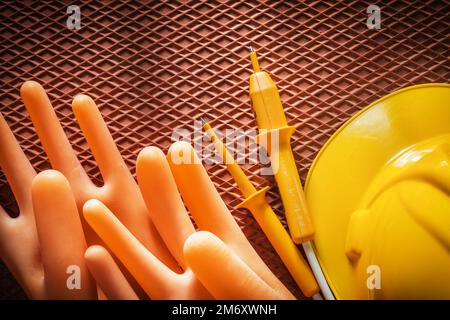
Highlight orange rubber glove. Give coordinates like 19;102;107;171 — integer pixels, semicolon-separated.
19;81;176;271
83;141;295;299
0;112;96;299
1;81;294;300
0;81;176;298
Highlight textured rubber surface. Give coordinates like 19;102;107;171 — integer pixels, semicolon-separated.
0;0;448;299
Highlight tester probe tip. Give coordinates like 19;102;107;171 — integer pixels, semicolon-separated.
249;47;260;72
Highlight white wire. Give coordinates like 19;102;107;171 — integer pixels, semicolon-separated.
312;293;323;300
302;241;335;300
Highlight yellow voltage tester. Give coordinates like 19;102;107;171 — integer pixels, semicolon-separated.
201;119;319;297
248;47;314;244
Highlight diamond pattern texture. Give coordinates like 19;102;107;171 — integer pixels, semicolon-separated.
0;0;449;299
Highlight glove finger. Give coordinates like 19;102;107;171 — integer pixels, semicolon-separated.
72;94;128;183
32;170;97;299
0;112;36;212
184;231;287;300
83;199;182;299
85;245;138;300
20;81;91;190
137;146;196;269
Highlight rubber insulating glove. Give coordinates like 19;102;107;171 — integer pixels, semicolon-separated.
0;81;294;300
1;81;177;298
83;141;294;299
0;113;96;299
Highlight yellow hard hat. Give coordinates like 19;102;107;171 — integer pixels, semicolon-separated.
305;84;450;299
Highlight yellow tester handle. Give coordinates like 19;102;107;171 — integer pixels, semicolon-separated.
248;49;314;243
202;121;319;297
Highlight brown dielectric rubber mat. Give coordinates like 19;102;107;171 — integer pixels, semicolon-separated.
0;0;449;299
